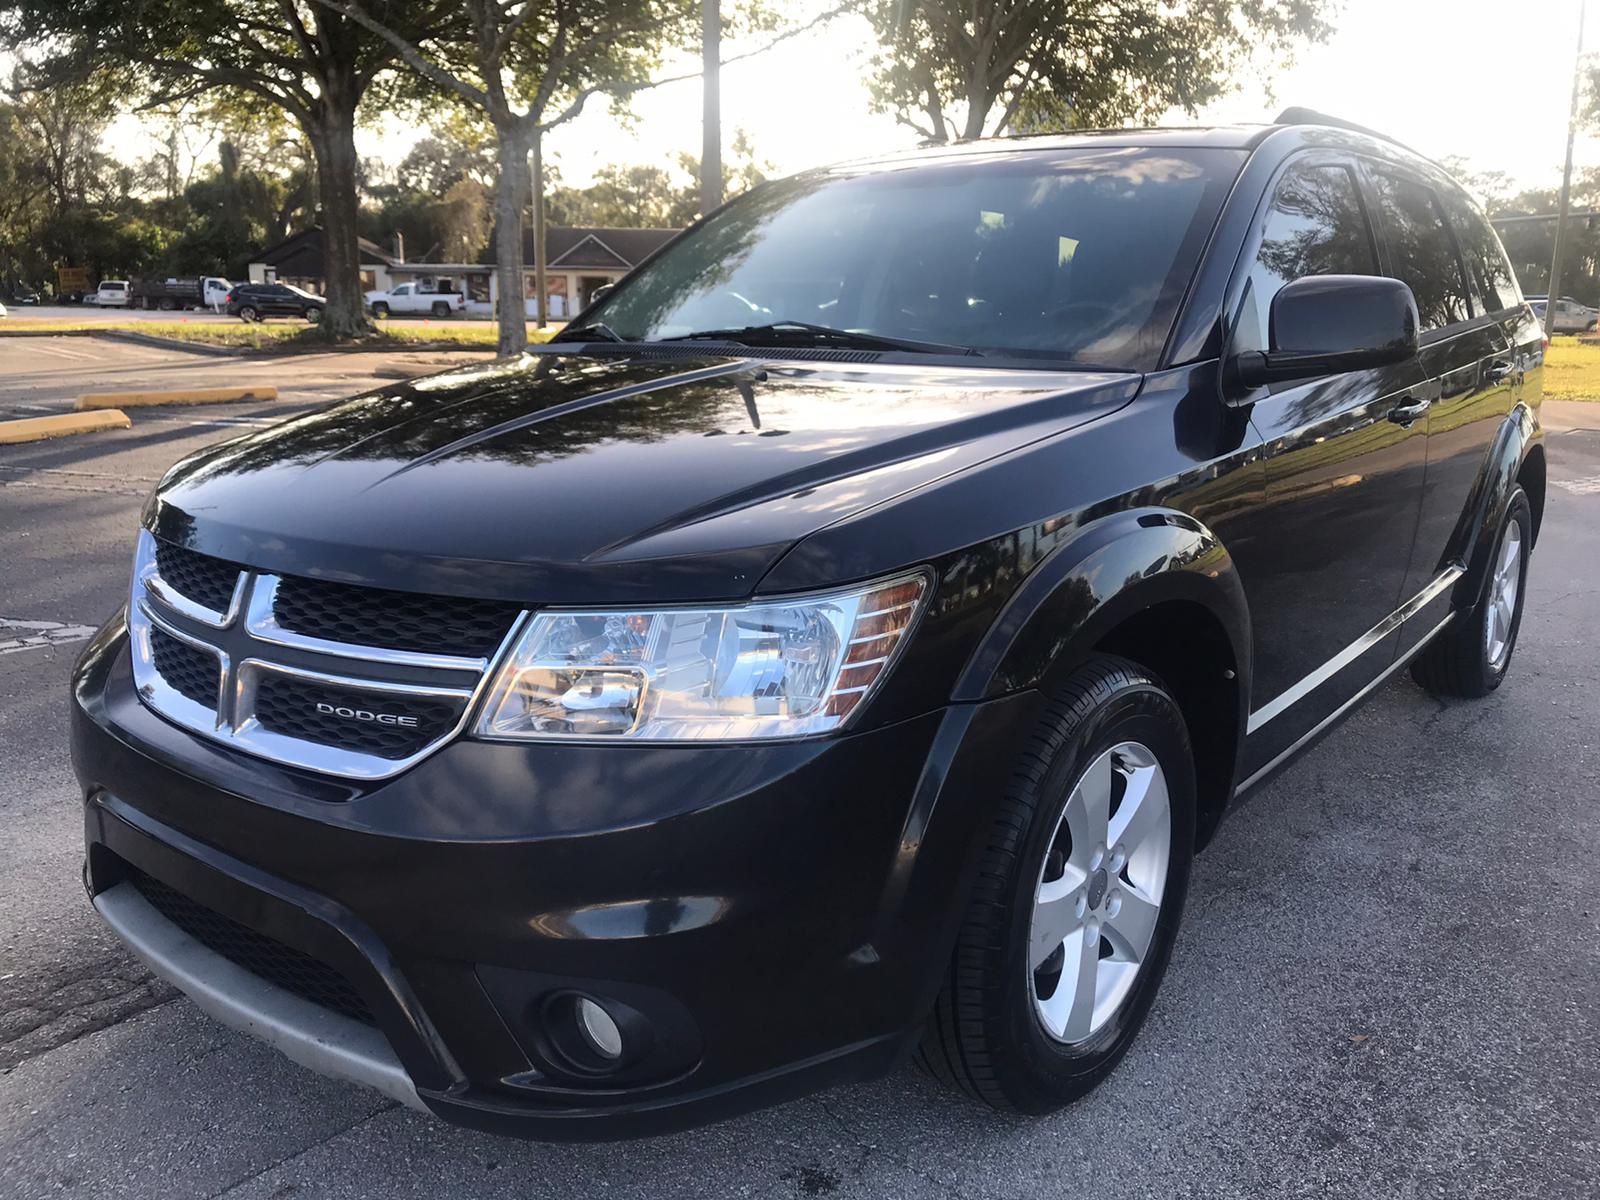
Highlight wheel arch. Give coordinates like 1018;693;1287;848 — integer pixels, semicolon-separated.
1453;403;1543;610
952;508;1252;848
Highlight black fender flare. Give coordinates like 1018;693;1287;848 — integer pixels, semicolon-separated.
1451;402;1542;612
950;507;1252;711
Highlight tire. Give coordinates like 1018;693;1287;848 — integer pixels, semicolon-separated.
237;305;260;323
431;301;451;319
1411;486;1532;699
159;297;176;311
916;655;1196;1113
371;302;389;319
304;306;322;323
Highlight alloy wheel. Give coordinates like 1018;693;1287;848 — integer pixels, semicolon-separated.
1029;741;1171;1045
1484;520;1523;670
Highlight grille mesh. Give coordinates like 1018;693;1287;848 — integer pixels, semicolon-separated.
154;540;241;613
149;628;220;708
127;867;376;1026
272;576;520;658
254;673;464;759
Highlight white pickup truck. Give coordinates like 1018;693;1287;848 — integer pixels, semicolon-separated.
364;283;466;319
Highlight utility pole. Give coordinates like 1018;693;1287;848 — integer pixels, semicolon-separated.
533;130;548;330
1547;0;1587;330
701;0;722;217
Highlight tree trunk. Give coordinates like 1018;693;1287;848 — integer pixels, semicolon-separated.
306;101;372;341
532;130;548;329
493;121;530;356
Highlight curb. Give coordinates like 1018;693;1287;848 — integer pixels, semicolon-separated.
0;410;132;444
76;386;279;410
99;329;244;357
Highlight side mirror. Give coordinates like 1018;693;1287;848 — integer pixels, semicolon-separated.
590;283;614;302
1232;274;1419;388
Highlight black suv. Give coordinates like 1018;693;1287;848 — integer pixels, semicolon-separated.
225;282;324;323
73;115;1544;1140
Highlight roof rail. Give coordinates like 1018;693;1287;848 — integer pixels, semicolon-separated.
1273;107;1415;153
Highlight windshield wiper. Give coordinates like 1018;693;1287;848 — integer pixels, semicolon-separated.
660;321;983;357
552;321;625;343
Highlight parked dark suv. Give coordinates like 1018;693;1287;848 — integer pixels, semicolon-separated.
225;281;324;323
73;113;1545;1140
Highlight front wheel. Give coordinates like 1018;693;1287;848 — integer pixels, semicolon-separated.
1411;486;1532;698
304;306;322;323
917;655;1195;1113
371;302;389;319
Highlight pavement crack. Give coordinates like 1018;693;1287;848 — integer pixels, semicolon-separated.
806;1091;964;1199
202;1101;402;1199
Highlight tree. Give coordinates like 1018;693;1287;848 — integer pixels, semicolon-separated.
0;0;452;337
863;0;1332;143
309;0;699;354
546;132;771;229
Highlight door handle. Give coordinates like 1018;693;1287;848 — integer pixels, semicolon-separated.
1485;359;1516;384
1387;397;1430;426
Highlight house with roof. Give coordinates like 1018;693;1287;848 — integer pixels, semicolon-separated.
246;227;398;294
247;226;680;320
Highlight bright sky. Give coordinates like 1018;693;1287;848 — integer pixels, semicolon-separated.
96;0;1593;201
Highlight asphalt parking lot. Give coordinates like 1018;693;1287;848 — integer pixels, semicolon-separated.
1;351;1597;1198
0;336;485;421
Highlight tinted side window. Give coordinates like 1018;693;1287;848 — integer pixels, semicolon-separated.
1370;172;1471;330
1238;163;1378;351
1441;190;1520;314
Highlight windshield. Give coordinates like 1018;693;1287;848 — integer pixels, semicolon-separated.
585;146;1244;370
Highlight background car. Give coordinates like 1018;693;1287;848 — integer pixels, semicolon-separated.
225;283;325;323
1527;294;1598;333
6;286;39;305
86;280;130;307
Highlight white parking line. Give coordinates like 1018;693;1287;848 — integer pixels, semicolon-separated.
1554;474;1600;495
0;617;98;654
25;342;98;362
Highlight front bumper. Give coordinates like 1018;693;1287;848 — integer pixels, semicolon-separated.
72;619;1036;1139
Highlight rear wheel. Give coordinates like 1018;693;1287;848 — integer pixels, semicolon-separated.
237;305;260;323
917;655;1195;1112
431;300;451;319
1411;486;1532;698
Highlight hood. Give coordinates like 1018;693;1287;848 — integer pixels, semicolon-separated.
148;351;1138;604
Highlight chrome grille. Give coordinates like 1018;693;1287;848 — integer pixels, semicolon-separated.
153;540;242;614
272;576;521;659
253;673;464;759
149;627;221;709
128;531;526;779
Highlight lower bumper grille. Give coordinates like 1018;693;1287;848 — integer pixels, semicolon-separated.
126;867;376;1027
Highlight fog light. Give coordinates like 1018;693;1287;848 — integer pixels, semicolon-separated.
576;996;623;1060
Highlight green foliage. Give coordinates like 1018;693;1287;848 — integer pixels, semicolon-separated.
863;0;1334;142
546;133;771;228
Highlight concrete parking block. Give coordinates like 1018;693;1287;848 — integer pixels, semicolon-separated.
0;410;131;444
76;386;278;410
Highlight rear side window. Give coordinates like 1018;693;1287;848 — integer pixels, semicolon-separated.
1237;162;1379;352
1441;191;1520;314
1370;172;1471;330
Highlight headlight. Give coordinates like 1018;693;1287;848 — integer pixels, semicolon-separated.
474;572;929;741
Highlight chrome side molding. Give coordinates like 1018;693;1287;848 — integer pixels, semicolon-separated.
1247;565;1464;734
